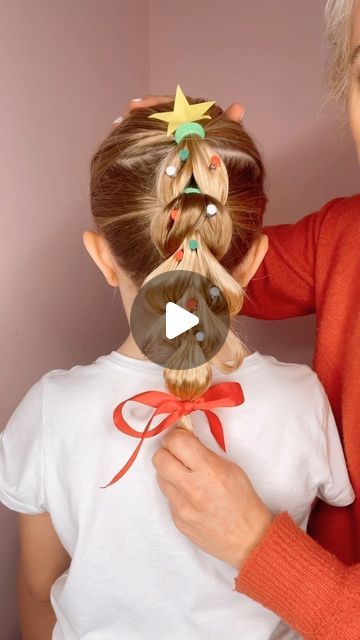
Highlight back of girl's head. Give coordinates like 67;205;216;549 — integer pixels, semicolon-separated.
90;96;267;400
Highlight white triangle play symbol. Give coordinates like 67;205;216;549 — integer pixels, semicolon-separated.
165;302;200;340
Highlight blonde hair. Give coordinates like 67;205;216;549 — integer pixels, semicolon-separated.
325;0;358;99
90;98;267;401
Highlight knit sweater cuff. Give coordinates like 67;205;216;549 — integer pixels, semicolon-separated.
234;512;347;637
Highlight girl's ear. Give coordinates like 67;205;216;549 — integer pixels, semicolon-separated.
234;234;269;287
82;230;120;287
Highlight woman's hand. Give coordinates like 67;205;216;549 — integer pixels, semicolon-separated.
151;428;273;572
113;95;245;124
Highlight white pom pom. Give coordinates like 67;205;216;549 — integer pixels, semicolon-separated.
206;203;217;216
195;331;205;342
209;286;220;298
166;165;177;177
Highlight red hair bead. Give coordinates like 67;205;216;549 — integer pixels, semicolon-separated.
186;298;198;311
170;208;180;221
174;249;184;262
209;155;221;170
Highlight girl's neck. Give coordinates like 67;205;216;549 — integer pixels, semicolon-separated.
116;333;149;361
115;333;253;362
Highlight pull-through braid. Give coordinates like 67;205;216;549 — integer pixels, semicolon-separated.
90;101;267;401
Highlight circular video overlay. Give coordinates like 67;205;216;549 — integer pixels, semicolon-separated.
130;270;230;370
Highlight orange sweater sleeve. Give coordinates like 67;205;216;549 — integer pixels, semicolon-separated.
234;512;360;640
238;196;360;638
243;198;345;319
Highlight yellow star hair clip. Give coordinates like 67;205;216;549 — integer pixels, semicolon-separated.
148;84;215;136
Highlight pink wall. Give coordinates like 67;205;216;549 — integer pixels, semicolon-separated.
0;1;149;637
1;1;359;638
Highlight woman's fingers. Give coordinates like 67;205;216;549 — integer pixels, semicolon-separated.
112;94;174;126
224;102;245;122
154;437;273;570
113;95;245;126
125;94;174;117
130;94;174;109
152;445;192;483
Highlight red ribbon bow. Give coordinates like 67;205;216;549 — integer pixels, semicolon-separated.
100;382;244;488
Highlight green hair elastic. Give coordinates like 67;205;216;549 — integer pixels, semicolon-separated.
183;187;202;194
175;122;206;144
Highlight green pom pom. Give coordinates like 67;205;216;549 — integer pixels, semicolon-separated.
188;239;198;250
179;149;190;161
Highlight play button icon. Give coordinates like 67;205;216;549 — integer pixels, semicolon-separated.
165;302;199;339
130;270;230;370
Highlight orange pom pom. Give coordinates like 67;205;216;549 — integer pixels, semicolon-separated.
209;155;221;170
174;249;184;262
186;298;198;311
170;208;180;221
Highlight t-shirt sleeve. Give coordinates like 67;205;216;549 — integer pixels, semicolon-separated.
0;375;47;514
316;384;354;507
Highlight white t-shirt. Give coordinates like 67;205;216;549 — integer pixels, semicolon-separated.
0;350;354;640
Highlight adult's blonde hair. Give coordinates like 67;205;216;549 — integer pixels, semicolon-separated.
325;0;358;99
90;98;267;401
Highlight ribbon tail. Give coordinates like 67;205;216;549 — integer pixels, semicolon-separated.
100;413;155;488
205;410;227;452
99;438;145;488
100;408;184;488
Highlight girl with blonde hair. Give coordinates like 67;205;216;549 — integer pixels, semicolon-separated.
0;86;354;639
